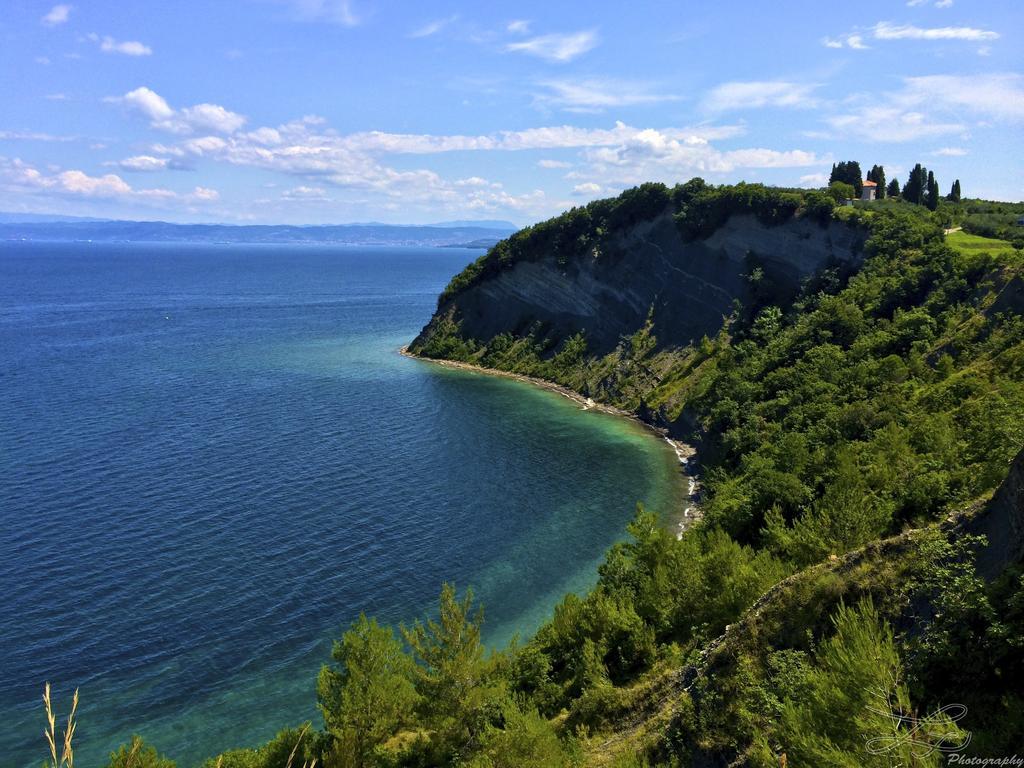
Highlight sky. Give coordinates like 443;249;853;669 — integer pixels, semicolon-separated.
1;0;1022;225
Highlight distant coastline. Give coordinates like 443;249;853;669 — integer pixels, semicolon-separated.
0;219;514;248
400;346;702;535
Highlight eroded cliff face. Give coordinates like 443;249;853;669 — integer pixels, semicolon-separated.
966;447;1024;579
414;211;867;355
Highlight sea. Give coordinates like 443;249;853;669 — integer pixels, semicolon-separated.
0;241;683;766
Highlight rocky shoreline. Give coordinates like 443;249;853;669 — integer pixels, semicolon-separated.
399;346;703;535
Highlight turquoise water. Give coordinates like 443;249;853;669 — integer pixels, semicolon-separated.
0;242;682;766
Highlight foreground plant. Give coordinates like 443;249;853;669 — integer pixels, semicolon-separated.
42;682;78;768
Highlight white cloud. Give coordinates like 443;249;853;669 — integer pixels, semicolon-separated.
799;173;830;187
41;4;72;26
562;128;822;192
35;56;52;65
277;0;358;26
702;81;820;112
180;104;248;133
825;106;964;142
117;87;174;121
536;79;680;112
872;21;999;41
110;155;170;172
822;33;869;49
822;73;1023;142
935;0;954;7
245;127;283;145
932;147;968;156
0;130;75;142
826;20;997;49
99;92;809;220
45;93;68;100
58;170;134;196
506;30;598;62
183;136;229;154
190;186;219;201
99;36;153;56
573;182;602;195
109;87;247;134
282;185;328;200
507;20;530;34
1;159;219;206
409;15;458;38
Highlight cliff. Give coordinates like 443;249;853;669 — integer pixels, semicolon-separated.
415;210;864;356
965;446;1024;579
412;194;866;358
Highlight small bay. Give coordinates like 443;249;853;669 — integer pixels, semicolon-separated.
0;242;682;766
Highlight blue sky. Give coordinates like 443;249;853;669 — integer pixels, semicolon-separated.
1;0;1021;225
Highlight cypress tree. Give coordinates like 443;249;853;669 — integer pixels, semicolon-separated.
903;164;925;204
874;165;886;199
947;179;961;203
903;164;930;205
926;171;939;211
887;179;900;198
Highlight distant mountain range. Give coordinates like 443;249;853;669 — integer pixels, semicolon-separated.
0;214;517;247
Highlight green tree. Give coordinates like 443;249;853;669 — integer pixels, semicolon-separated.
202;727;317;768
903;164;928;204
106;737;176;768
318;614;420;767
466;701;570;767
867;164;887;198
886;179;900;198
764;452;893;565
947;179;961;202
830;161;863;198
926;170;939;211
754;600;967;767
828;181;856;202
401;584;500;754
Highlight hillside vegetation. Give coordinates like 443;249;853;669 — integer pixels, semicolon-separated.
57;181;1024;767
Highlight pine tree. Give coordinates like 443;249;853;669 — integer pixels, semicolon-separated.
401;583;499;751
759;600;968;767
886;179;900;198
318;613;420;766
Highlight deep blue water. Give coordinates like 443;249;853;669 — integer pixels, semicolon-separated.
0;242;682;766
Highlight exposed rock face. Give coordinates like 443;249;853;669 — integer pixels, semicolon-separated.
415;211;867;355
967;447;1024;579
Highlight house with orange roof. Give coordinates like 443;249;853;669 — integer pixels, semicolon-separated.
861;180;878;201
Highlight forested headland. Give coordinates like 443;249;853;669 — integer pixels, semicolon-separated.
43;170;1024;768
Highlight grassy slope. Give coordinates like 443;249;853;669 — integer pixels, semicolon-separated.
947;229;1020;263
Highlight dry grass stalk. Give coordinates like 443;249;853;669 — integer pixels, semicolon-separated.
42;683;79;768
285;723;317;768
